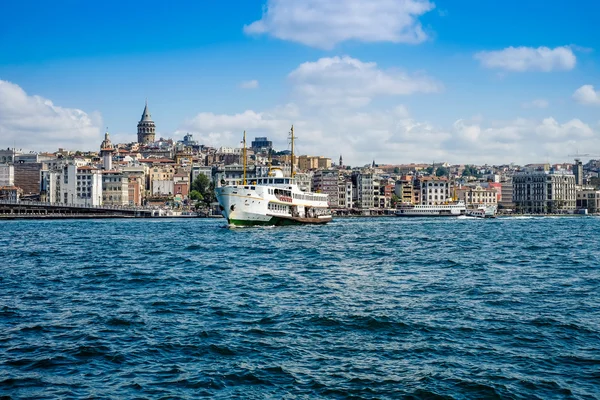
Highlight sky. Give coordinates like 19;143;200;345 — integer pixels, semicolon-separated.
1;0;600;166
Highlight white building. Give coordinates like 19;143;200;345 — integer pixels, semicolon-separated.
42;164;103;206
419;177;450;205
459;185;498;206
0;164;14;186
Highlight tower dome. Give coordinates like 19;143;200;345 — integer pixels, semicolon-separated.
137;100;156;144
100;131;113;151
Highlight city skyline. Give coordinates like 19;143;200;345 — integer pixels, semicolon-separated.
1;0;600;165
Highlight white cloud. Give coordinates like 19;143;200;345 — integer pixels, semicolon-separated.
288;56;441;107
0;80;102;151
522;99;549;109
176;109;292;149
178;101;600;166
474;46;576;72
244;0;435;49
573;84;600;105
240;80;259;89
177;56;599;165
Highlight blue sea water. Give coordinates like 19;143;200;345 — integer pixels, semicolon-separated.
0;216;599;399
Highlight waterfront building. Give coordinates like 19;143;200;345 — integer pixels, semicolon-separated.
312;170;340;208
43;164;103;206
352;172;374;209
137;101;156;144
337;179;352;209
512;170;576;214
0;164;14;187
102;171;129;206
457;185;498;206
576;189;600;213
14;162;44;196
0;186;22;201
499;180;514;209
394;177;414;204
418;177;450;205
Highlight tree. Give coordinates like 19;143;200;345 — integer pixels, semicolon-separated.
391;194;400;207
436;166;449;177
462;165;481;178
189;190;203;202
426;166;434;175
393;167;400;174
191;174;215;207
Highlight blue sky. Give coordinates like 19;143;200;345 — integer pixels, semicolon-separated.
1;0;600;165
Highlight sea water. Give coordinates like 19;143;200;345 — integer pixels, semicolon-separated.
1;217;599;398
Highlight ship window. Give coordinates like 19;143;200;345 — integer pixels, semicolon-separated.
275;179;284;184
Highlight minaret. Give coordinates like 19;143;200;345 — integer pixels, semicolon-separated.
339;154;343;168
137;100;156;144
100;130;114;170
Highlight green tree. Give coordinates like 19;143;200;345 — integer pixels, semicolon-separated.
391;194;400;207
436;166;449;177
191;174;215;207
189;190;203;202
393;167;400;174
462;165;481;178
426;166;434;175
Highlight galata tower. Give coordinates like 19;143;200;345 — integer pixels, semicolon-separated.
137;100;156;144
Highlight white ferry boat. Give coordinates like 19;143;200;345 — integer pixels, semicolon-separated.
465;204;497;218
215;127;332;226
395;201;467;217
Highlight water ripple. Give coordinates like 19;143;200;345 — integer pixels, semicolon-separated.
0;217;599;398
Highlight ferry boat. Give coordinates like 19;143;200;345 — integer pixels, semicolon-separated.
215;127;332;226
395;201;467;217
465;204;497;218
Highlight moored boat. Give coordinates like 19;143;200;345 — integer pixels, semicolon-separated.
395;201;467;217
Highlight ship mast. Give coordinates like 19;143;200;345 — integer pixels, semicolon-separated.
267;148;273;176
290;125;296;177
242;130;247;185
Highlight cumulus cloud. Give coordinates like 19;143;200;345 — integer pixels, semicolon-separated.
474;46;576;72
573;84;600;105
244;0;435;49
176;109;293;149
178;100;600;166
240;80;259;89
176;56;599;165
522;99;549;109
0;80;102;151
288;56;441;107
